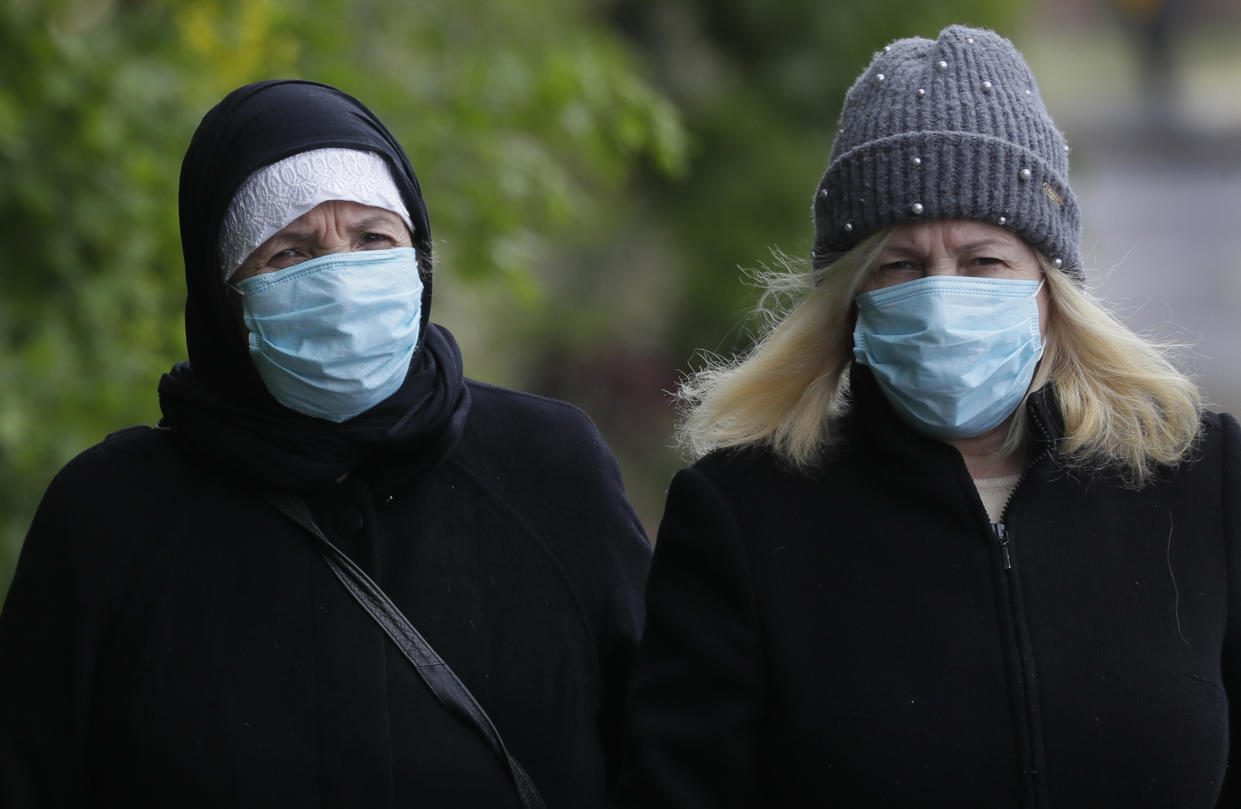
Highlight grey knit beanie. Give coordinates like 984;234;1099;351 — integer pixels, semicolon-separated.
812;25;1082;277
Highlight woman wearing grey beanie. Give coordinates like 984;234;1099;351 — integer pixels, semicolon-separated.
612;25;1240;809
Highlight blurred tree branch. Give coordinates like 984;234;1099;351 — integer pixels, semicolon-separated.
0;0;686;601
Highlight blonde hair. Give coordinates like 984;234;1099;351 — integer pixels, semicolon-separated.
676;232;888;464
676;233;1203;487
1014;257;1202;486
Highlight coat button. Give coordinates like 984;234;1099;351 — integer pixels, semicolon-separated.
337;506;364;537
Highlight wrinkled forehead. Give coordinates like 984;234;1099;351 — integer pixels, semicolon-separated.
217;148;414;278
882;219;1037;253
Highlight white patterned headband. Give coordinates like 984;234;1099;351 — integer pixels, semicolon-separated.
217;147;414;280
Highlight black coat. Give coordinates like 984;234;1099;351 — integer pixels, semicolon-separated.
613;367;1241;809
0;379;650;808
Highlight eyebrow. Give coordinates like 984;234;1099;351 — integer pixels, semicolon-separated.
269;214;407;245
956;239;1016;252
882;238;1017;254
352;214;406;233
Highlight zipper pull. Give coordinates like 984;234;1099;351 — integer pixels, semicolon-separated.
992;522;1012;571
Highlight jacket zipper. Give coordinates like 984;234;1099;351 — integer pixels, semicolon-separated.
991;522;1012;570
989;520;1043;809
987;405;1055;808
990;407;1056;571
997;406;1055;528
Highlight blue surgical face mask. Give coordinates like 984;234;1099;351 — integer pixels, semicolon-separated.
232;247;424;422
853;275;1044;439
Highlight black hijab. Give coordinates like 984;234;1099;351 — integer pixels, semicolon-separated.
159;80;470;491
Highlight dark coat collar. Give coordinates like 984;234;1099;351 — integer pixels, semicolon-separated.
843;363;1063;471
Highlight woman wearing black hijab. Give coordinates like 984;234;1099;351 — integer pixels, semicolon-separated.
0;80;651;808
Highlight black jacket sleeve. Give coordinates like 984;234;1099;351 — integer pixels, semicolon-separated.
1217;412;1241;806
0;443;123;807
611;465;765;809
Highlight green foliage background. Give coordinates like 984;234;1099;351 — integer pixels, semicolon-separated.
1;0;1020;602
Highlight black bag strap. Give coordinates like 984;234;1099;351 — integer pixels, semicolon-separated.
265;492;547;809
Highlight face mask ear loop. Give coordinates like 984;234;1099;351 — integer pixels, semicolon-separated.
1029;280;1047;347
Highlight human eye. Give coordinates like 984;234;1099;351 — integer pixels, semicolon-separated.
264;248;307;270
868;259;921;288
968;255;1022;278
357;232;395;249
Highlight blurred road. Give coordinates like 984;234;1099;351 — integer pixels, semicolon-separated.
1077;131;1241;412
1040;26;1241;413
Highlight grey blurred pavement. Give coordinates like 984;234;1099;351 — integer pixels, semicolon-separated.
1077;131;1241;412
1038;27;1241;413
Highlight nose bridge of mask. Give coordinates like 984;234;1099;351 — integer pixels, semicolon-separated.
232;246;417;294
236;248;419;323
859;276;1040;339
857;274;1040;307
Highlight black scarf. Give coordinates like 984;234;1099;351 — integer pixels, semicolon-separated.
158;79;469;491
